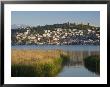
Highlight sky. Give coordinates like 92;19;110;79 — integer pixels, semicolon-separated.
11;11;100;27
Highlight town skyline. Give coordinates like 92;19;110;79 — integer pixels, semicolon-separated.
11;22;99;29
11;22;100;45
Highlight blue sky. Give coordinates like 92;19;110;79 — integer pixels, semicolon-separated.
11;11;100;27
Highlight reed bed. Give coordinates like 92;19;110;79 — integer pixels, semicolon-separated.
11;49;69;77
84;55;100;74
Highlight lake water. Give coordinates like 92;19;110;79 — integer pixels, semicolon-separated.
12;45;100;77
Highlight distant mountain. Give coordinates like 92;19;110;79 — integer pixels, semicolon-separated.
11;24;30;29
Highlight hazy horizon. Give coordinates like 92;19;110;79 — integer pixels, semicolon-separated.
11;11;100;27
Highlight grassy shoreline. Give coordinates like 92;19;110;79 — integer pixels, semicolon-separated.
11;49;69;77
11;49;100;77
84;55;100;74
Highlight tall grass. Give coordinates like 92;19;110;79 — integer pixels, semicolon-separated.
83;55;100;74
11;49;69;77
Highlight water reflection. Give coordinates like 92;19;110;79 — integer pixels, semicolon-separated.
65;51;99;66
57;50;100;77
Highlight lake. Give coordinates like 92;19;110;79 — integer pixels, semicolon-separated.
12;45;100;77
